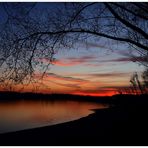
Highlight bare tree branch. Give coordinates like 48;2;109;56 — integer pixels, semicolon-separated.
17;29;148;51
105;3;148;39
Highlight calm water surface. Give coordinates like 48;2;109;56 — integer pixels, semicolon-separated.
0;99;108;133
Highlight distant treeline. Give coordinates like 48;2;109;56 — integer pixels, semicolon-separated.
0;91;147;106
0;91;112;103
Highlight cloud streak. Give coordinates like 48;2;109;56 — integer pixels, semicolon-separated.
87;72;130;78
35;72;89;89
49;80;81;89
99;56;148;63
38;55;148;69
69;72;130;79
53;55;98;66
46;73;89;83
39;55;99;67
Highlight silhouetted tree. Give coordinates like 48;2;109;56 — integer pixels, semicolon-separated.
129;71;148;95
142;68;148;93
130;73;138;95
0;2;147;86
135;72;144;94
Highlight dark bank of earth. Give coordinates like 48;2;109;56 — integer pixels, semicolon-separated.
0;94;148;146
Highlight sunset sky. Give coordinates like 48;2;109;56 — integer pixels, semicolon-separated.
32;39;144;96
0;3;145;96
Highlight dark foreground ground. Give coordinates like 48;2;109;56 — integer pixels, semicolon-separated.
0;94;148;146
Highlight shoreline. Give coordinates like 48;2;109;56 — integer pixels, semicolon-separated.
0;94;148;146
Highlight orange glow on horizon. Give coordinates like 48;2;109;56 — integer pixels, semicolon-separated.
0;87;116;97
71;91;116;97
0;68;132;97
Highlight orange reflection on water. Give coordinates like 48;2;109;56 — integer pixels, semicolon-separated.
0;100;108;133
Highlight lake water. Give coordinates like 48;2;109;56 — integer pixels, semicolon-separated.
0;99;108;134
